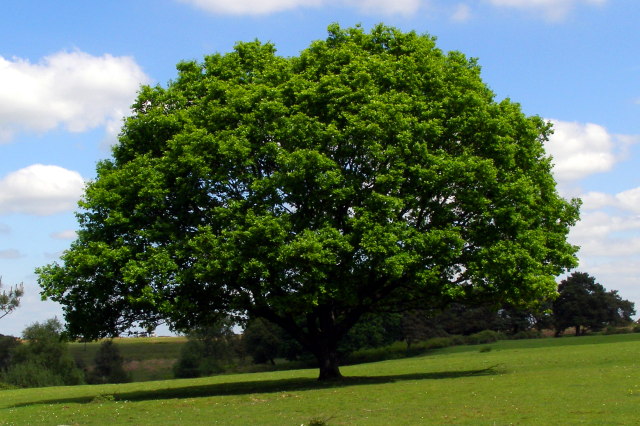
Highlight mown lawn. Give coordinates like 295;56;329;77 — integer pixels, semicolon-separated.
2;333;639;425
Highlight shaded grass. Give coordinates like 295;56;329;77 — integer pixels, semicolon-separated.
2;333;639;424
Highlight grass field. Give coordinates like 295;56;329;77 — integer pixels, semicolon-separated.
69;337;188;382
2;333;639;425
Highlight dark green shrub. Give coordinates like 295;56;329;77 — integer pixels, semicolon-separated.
0;334;18;371
465;330;505;345
174;321;236;378
424;337;454;349
86;340;130;384
510;330;542;340
603;325;631;335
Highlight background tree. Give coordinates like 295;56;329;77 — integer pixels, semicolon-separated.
1;318;84;388
173;319;237;378
0;277;23;321
37;24;579;380
553;272;635;336
86;340;130;384
0;334;18;372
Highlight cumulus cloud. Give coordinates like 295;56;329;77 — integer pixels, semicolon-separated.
176;0;421;15
486;0;607;20
544;119;625;182
0;165;85;216
0;50;149;143
580;188;640;214
571;211;640;240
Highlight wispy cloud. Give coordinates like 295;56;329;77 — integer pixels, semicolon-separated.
0;249;24;260
176;0;422;16
50;230;78;240
485;0;607;21
175;0;605;19
451;3;472;22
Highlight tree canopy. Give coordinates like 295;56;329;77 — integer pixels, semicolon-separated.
553;272;635;336
37;24;579;379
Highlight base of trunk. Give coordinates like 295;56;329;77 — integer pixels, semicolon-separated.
317;351;343;381
318;364;343;381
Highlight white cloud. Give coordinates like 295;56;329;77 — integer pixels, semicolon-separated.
580;188;640;214
50;230;77;240
0;50;149;143
177;0;421;15
486;0;606;20
571;211;640;240
451;3;472;21
0;165;85;216
545;119;621;182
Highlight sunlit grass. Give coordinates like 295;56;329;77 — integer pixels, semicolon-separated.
2;333;639;424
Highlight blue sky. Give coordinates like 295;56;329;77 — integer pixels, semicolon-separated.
1;0;638;336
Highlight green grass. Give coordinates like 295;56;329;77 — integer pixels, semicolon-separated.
69;337;188;382
3;333;640;424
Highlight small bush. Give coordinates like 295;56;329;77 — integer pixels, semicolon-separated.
633;325;640;333
510;330;542;340
603;325;631;335
424;337;454;349
465;330;505;345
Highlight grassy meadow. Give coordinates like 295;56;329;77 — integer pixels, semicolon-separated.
2;333;639;425
69;337;188;382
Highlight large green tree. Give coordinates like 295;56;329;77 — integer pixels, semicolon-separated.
37;24;579;379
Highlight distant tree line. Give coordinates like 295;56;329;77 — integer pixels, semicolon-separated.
0;318;130;388
238;271;636;367
0;272;635;385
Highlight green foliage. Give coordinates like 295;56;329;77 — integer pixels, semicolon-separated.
553;272;635;336
465;330;505;345
174;321;237;378
242;317;304;364
86;340;131;384
0;277;23;320
37;24;579;379
509;329;542;340
0;334;18;371
1;318;84;388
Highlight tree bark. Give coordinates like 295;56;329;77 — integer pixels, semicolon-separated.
316;347;342;380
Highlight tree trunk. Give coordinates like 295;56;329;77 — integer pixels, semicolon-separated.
575;325;581;336
316;347;342;380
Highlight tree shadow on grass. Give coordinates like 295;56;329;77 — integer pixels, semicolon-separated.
10;365;501;408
